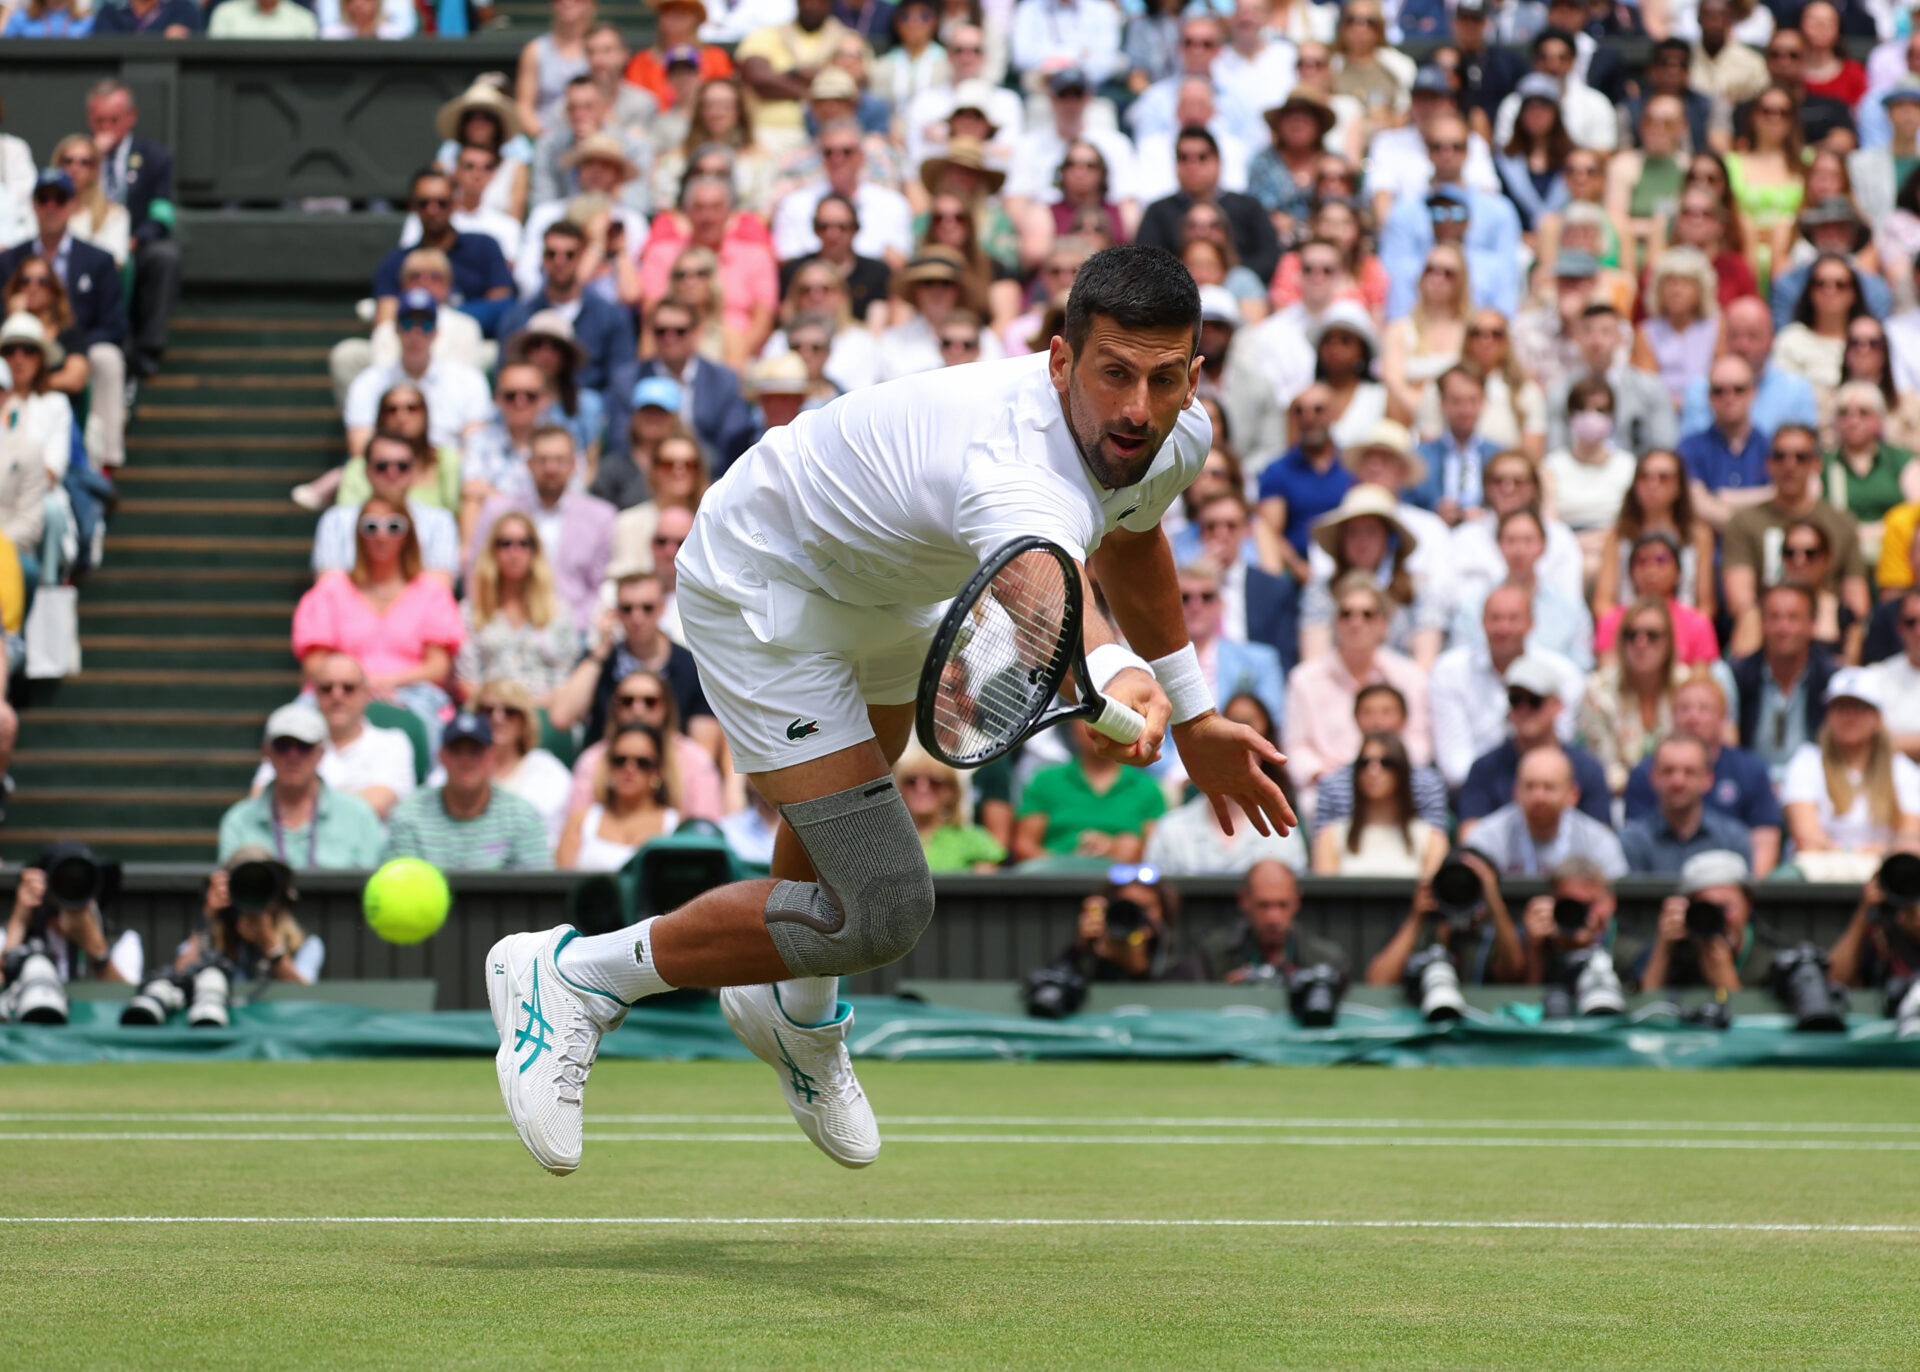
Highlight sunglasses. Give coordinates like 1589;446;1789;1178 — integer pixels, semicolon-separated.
1428;204;1469;224
478;704;523;720
940;336;980;350
500;388;543;403
1467;326;1507;339
1063;158;1102;171
672;266;714;278
413;196;451;209
1338;606;1382;621
616;691;663;707
369;459;414;476
360;516;410;537
59;154;96;168
542;246;580;260
1781;545;1824;562
1622;627;1668;644
494;536;535;551
610;753;660;771
814;219;855;232
270;737;318;755
1181;590;1219;605
1710;383;1750;396
314;681;361;696
1771;449;1819;465
618;600;660;615
1812;277;1854;291
16;274;52;288
1427;141;1466;154
396;316;436;333
652;534;683;547
0;344;36;359
1423;264;1459;279
822;146;860;160
1847;334;1886;348
1903;617;1920;629
1506;691;1547;711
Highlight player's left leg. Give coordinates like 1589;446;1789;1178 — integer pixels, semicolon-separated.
716;701;915;1168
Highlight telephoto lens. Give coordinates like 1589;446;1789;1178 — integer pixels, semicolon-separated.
185;964;232;1029
1885;976;1920;1040
1429;856;1485;932
1878;852;1920;907
8;952;68;1025
1569;948;1625;1017
121;975;187;1026
1403;945;1465;1022
1287;963;1346;1027
1770;942;1846;1033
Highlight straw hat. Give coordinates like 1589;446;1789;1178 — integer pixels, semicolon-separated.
1311;482;1419;560
1338;419;1429;489
1262;87;1337;141
562;131;639;180
511;310;588;370
746;353;810;398
920;136;1006;196
435;76;523;143
807;67;861;103
0;311;59;369
898;245;968;284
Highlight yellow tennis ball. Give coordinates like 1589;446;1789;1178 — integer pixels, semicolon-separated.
362;858;451;945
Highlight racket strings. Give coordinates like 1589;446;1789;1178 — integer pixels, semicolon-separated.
930;550;1074;765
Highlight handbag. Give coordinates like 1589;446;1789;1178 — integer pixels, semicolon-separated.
24;583;79;679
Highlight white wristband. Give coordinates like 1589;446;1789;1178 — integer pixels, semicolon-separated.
1150;643;1214;725
1086;643;1152;693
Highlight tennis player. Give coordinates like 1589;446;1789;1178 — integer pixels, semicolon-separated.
488;246;1294;1176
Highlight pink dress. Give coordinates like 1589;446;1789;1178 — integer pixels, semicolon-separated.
291;572;464;679
636;211;779;339
1593;598;1721;665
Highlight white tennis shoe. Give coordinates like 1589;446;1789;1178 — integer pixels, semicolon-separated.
720;983;880;1169
487;926;626;1176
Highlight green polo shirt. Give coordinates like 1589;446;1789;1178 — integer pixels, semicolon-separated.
1017;762;1167;856
1823;443;1913;525
217;785;386;869
922;824;1007;872
383;785;552;871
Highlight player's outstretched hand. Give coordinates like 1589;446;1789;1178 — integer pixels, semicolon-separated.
1088;667;1169;767
1172;711;1297;838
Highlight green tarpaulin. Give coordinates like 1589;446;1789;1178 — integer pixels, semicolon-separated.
3;998;1920;1068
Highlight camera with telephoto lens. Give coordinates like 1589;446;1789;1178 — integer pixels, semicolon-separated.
1876;852;1920;911
1685;898;1727;941
120;961;232;1028
1287;963;1346;1027
1428;854;1486;934
1541;947;1625;1020
1403;945;1465;1022
1771;942;1848;1033
1100;897;1154;949
1553;897;1590;935
1883;975;1920;1040
0;945;68;1024
1023;963;1088;1019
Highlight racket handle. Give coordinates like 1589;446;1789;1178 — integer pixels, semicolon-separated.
1089;692;1146;745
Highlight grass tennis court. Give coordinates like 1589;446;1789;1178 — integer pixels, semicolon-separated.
6;1059;1919;1369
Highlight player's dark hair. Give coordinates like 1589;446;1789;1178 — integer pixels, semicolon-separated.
1063;245;1201;356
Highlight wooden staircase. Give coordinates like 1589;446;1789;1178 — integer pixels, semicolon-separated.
2;295;358;862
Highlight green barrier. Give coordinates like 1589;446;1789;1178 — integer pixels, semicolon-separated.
3;998;1919;1069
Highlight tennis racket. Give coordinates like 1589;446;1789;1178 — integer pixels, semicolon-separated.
916;536;1147;769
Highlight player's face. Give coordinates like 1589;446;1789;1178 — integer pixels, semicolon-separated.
1050;317;1200;490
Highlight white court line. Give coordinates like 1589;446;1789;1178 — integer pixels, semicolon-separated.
0;1216;1916;1234
6;1112;1920;1135
8;1130;1920;1151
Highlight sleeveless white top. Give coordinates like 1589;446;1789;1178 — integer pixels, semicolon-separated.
573;804;678;872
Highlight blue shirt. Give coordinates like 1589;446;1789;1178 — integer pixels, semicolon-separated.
1256;446;1352;555
1677;423;1771;493
373;233;513;311
1621;806;1756;875
1677;364;1819;444
1379;183;1523;320
1458;738;1614;827
1622;742;1784;832
90;0;202;30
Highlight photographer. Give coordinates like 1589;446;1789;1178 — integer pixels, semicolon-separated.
1828;849;1920;993
1518;857;1616;986
1207;860;1347;984
1024;865;1205;1016
174;848;323;986
1633;849;1770;994
0;842;139;1023
1364;848;1525;988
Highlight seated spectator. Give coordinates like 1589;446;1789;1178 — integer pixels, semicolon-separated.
650;78;777;218
1624;674;1784;875
456;512;579;706
181;849;323;986
468;679;575;847
1311;732;1447;876
595;378;692;510
1255;384;1353;582
1773;252;1871;396
1457;652;1611;835
1732;581;1839;785
1841;318;1920;454
1032;866;1206;987
1382;246;1471;431
1380;117;1524;322
408;145;523;267
1722;425;1869;658
556;722;679;870
1308;304;1390;449
500;306;610;469
1630;849;1766;992
1176;557;1284;728
1299;485;1445;669
328;247;487;414
460;364;554;519
342;291;491;459
624;0;734;113
1449;448;1583;612
1825;381;1918;563
1283;573;1432;806
432;79;533;223
563;665;725;822
634;177;780;364
763;260;878;392
52;134;126;268
1771;199;1890;329
877;247;1003;380
1365;848;1525;988
1594;532;1722;667
88;0;200;33
610;431;709;578
321;0;402;39
1011;720;1167;865
1450;508;1595;669
719;778;779;867
918;147;1021;322
1410;366;1502;528
1515;856;1619;988
1465;745;1629;879
0;315;63;584
1632;248;1720;411
1312;682;1450;828
1179;204;1266;322
369;171;514;336
208;0;318;38
1594;450;1717;625
312;431;460;585
292;496;463;746
339;384;463;513
1623;734;1756;874
467;427;616;632
896;743;1005;872
771;116;914;266
1577;599;1690;795
249;652;416;821
219;704;385;868
1782;668;1920;868
1135;127;1278;283
1431;587;1584;789
1203;859;1344;983
1188;491;1299;666
1544;304;1675;459
5;258;92;429
385;713;552;870
530;75;652;215
1777;517;1864;660
1677;297;1817;454
1542;377;1636;569
634;296;761;469
1868;587;1920;758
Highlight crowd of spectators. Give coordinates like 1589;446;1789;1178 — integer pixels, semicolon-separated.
18;0;1920;936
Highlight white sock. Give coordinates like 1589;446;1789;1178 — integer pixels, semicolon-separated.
557;919;675;1005
774;977;839;1026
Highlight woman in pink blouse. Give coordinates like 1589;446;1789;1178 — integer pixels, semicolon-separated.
291;495;464;746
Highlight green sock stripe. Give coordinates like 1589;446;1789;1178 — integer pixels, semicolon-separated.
550;927;636;1007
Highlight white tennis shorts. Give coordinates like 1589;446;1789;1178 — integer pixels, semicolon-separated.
677;557;943;775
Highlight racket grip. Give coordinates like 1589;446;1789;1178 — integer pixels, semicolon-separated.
1089;692;1147;745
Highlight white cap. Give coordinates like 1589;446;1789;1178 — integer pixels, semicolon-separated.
1197;284;1241;326
1678;849;1751;896
1503;654;1563;700
263;702;327;746
1826;665;1885;712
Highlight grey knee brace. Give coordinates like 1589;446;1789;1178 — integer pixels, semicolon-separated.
763;778;935;978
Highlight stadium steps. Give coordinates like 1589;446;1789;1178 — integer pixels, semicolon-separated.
2;293;357;863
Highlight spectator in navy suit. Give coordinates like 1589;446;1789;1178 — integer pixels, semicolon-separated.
0;171;128;355
500;221;637;401
630;296;760;470
1180;557;1286;731
1196;490;1300;675
1410;365;1504;525
370;170;514;336
86;79;182;377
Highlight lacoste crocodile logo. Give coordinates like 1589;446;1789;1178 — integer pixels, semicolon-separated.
786;718;821;741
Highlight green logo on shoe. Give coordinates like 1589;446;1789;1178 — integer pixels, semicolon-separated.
774;1031;820;1104
515;965;554;1073
786;718;821;742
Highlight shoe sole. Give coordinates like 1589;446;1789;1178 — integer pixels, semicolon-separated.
720;987;878;1170
487;935;576;1177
